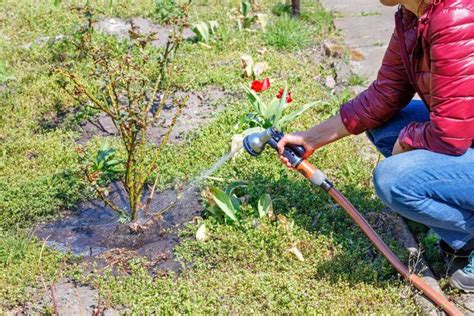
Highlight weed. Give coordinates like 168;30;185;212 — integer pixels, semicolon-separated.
348;73;366;86
154;0;188;23
191;20;219;44
263;15;312;50
272;2;292;16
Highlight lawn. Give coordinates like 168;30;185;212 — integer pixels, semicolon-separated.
0;0;421;313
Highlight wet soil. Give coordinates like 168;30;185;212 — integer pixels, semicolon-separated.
94;17;195;47
78;86;229;145
35;182;203;273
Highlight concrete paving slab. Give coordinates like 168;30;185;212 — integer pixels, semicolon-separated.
320;0;396;16
334;15;394;48
350;45;387;81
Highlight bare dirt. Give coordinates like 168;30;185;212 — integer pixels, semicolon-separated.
94;17;195;47
35;182;203;274
78;86;230;145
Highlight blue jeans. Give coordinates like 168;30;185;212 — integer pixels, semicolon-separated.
367;100;474;250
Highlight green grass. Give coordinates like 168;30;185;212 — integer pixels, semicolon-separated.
263;15;313;51
0;231;67;313
91;219;417;314
0;0;421;313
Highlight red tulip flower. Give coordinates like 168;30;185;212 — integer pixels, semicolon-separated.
276;88;293;104
250;78;271;92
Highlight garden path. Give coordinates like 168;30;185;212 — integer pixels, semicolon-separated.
320;0;395;81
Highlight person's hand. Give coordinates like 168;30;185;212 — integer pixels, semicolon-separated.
277;131;318;168
392;137;413;155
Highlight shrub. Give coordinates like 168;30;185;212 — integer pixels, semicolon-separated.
57;5;189;222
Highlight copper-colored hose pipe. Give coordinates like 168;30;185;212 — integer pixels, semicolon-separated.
243;129;463;314
296;161;463;316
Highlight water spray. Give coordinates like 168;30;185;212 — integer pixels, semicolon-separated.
243;128;462;316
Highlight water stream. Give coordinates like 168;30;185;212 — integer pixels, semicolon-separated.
188;145;242;189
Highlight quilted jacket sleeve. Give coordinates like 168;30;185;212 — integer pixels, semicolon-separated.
339;27;416;135
399;5;474;155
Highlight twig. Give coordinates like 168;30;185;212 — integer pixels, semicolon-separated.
50;284;59;316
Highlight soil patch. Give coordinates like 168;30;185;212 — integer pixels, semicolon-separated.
78;86;229;145
94;17;195;47
35;182;203;273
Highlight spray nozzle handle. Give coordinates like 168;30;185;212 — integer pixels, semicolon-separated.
268;128;306;158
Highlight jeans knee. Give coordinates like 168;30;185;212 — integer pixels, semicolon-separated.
373;158;401;206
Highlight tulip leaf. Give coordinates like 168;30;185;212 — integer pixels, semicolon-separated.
277;101;320;129
265;98;281;123
244;85;267;115
257;193;273;218
211;187;238;221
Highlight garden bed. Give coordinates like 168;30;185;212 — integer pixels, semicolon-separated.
2;0;470;314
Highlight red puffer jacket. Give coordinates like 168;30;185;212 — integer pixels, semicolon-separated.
340;0;474;155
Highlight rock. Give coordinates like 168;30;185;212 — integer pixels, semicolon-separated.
324;76;336;89
94;17;195;48
333;60;351;84
323;41;345;58
22;35;68;49
95;18;130;39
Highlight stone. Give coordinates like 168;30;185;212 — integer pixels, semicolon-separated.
324;76;336;89
94;17;195;48
323;41;345;58
333;60;351;84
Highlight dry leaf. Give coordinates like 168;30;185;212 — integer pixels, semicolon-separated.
253;62;269;77
257;47;268;55
231;133;244;154
323;41;345;58
277;214;288;229
240;54;254;78
196;223;207;242
289;244;305;262
350;49;365;61
128;222;145;234
267;206;275;220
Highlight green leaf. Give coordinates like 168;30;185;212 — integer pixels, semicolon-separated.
243;85;267;115
210;187;238;221
240;1;251;16
224;181;248;196
230;196;241;212
105;159;122;167
241;126;264;137
277;101;320;129
258;194;273;218
192;22;210;43
242;16;257;29
208;21;219;35
265;98;281;123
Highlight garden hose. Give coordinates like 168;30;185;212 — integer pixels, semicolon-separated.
243;128;463;316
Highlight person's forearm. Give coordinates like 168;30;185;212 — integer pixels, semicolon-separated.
306;113;350;149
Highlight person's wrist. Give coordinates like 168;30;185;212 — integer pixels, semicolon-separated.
303;129;321;149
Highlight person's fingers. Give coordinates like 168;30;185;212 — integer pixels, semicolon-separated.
277;134;305;155
277;135;289;155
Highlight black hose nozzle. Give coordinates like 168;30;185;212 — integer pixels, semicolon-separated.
243;128;306;167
